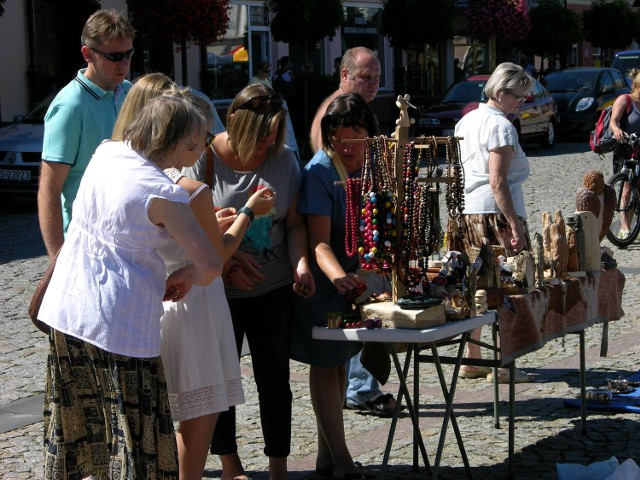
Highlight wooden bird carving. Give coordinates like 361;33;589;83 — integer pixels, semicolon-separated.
576;170;616;241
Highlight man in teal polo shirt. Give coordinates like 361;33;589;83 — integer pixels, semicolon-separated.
38;9;136;257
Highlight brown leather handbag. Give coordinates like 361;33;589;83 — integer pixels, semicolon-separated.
27;251;59;334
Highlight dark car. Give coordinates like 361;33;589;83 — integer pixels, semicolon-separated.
542;67;630;137
611;49;640;86
415;74;558;148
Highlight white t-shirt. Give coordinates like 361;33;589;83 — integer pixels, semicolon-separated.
454;103;530;218
38;141;189;358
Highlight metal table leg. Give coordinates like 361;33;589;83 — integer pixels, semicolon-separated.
380;344;430;479
430;332;474;480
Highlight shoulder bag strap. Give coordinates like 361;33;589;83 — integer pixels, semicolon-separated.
204;145;215;190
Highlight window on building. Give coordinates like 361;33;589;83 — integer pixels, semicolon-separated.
205;4;249;100
341;6;386;89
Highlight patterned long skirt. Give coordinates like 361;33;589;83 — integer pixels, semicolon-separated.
43;329;178;479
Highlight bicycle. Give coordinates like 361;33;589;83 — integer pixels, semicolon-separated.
606;133;640;248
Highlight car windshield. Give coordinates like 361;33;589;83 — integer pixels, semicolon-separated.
611;55;640;76
18;92;56;124
442;80;487;103
543;72;597;93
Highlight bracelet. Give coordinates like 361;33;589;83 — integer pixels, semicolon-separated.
238;206;254;224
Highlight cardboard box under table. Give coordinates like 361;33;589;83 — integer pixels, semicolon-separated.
313;313;497;480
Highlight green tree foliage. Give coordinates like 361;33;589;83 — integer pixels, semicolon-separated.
266;0;344;44
583;0;638;51
126;0;230;46
519;0;582;62
380;0;457;49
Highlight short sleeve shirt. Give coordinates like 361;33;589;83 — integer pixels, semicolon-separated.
454;103;530;218
38;141;189;358
183;144;301;299
42;69;132;232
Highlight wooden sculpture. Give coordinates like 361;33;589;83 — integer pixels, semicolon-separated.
549;210;569;279
533;232;546;288
576;170;616;241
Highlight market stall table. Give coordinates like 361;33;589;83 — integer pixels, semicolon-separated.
313;312;497;480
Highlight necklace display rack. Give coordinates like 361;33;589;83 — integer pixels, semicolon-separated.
340;95;465;329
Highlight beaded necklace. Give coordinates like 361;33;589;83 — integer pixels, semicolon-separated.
444;137;465;241
358;136;396;272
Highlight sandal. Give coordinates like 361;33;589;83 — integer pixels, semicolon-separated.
458;365;492;379
364;393;402;417
487;368;531;384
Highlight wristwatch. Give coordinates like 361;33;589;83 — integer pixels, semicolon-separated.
238;206;254;224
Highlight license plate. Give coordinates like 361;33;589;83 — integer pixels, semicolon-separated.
0;169;31;181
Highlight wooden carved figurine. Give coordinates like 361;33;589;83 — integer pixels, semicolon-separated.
549;210;569;279
576;170;616;241
533;232;546;288
541;211;553;277
566;226;580;272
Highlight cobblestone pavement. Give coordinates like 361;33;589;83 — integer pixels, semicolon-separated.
1;141;639;479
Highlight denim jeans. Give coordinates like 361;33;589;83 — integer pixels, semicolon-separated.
345;350;383;406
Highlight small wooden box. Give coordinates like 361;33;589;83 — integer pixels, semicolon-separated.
361;302;446;329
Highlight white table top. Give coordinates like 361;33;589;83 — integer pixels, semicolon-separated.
312;312;496;344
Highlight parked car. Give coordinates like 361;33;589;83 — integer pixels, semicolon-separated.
0;88;227;201
611;50;640;86
542;67;630;137
0;92;55;200
414;74;558;148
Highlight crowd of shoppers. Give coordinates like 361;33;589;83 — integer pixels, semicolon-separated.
38;9;539;478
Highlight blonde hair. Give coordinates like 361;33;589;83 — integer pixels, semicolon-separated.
81;9;136;48
112;73;176;140
226;83;287;165
629;68;640;90
123;96;205;164
484;62;534;100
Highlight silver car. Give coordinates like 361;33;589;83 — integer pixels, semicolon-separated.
0;93;54;199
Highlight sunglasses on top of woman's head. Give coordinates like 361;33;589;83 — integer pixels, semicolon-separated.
235;93;284;112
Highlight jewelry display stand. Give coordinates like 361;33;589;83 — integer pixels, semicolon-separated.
355;95;464;329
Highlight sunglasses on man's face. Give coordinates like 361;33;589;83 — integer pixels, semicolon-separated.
90;47;135;62
236;93;284;112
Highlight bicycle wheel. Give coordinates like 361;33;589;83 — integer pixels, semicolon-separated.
606;172;640;248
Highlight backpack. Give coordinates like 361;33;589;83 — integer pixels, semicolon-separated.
589;94;632;155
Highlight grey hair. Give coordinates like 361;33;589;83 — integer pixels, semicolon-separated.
123;96;205;164
484;62;534;100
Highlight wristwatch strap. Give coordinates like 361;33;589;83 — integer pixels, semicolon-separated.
238;206;254;224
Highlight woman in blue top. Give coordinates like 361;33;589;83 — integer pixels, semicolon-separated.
292;93;379;479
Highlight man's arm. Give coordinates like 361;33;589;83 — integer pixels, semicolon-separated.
38;161;71;257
